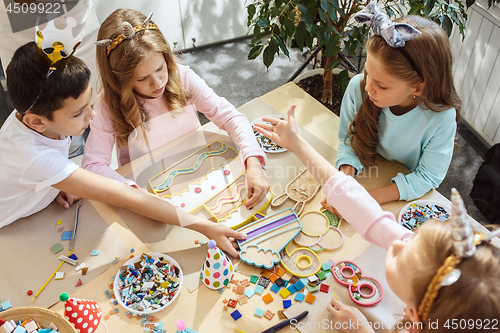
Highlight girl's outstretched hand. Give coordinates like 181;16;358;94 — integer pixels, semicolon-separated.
327;298;374;333
201;222;247;258
245;156;270;209
252;104;299;152
321;197;344;219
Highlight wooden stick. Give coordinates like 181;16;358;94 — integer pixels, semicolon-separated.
31;249;74;302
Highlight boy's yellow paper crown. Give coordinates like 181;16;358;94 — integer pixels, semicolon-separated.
35;17;82;72
21;18;82;114
36;29;81;71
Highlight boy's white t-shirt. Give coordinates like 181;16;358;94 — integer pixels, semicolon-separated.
0;110;79;228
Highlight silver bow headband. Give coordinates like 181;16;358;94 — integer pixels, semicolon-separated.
354;2;424;79
354;1;421;47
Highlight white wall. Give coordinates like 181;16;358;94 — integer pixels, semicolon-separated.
93;0;186;50
0;0;251;75
179;0;250;49
450;0;500;146
93;0;250;51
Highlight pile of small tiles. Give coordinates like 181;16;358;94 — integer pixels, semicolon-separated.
125;312;165;333
400;202;449;231
104;278;166;333
253;130;286;153
333;262;363;300
115;253;181;313
222;260;336;322
0;317;59;333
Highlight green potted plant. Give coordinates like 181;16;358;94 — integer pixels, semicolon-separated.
246;0;473;108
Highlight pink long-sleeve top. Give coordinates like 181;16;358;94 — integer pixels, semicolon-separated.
323;172;414;250
82;64;266;186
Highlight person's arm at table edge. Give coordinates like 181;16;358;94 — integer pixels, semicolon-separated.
53;168;245;257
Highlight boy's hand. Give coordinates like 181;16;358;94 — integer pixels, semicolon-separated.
252;104;299;152
55;191;81;209
201;223;247;258
327;298;374;333
245;156;270;209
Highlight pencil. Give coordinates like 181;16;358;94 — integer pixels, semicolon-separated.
31;249;74;302
332;290;339;300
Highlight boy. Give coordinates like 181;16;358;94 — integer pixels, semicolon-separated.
0;42;245;257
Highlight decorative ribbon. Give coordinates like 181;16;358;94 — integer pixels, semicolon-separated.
354;1;423;78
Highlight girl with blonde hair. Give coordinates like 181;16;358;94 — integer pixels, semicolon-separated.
323;2;461;214
83;8;269;209
254;104;500;333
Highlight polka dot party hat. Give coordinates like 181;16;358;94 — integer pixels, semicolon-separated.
200;239;234;290
60;292;102;333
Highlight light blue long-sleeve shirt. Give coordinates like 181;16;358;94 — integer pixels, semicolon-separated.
335;74;457;201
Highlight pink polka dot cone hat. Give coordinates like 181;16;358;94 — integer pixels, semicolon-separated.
60;292;102;333
200;239;234;290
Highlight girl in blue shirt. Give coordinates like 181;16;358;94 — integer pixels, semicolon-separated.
323;5;461;213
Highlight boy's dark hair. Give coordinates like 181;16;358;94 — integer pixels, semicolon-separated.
6;42;90;120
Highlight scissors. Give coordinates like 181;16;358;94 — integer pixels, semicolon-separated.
261;310;308;333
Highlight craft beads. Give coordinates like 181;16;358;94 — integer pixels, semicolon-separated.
115;253;181;313
400;202;449;231
254;130;286;153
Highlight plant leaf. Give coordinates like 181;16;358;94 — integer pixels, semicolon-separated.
284;16;294;36
326;58;342;71
296;21;306;51
330;0;345;16
298;4;313;26
327;5;338;22
466;0;475;8
248;45;264;60
305;30;313;49
247;4;256;27
424;0;435;17
324;34;341;57
318;9;330;25
337;69;350;92
248;35;263;47
257;18;270;27
263;39;278;68
307;0;317;21
253;25;261;38
441;15;453;36
320;0;329;13
276;35;290;58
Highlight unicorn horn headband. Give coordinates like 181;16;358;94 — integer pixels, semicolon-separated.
417;188;485;321
96;12;159;56
353;1;424;79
